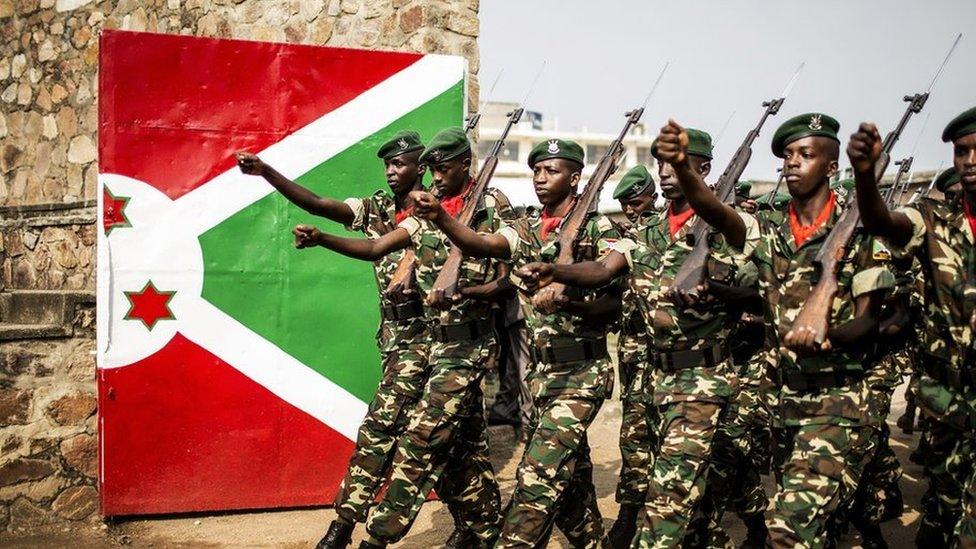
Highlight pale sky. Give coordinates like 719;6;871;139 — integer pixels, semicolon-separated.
480;0;975;181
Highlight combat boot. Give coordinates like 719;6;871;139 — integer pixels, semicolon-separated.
357;540;386;549
602;502;640;548
315;520;353;549
880;481;904;522
740;514;768;549
444;524;478;548
856;522;888;549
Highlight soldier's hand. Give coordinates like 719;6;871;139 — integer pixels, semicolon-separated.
783;325;831;355
426;285;457;310
532;285;568;314
410;191;443;221
516;262;555;292
235;151;267;176
655;120;689;167
739;199;758;214
384;279;417;304
847;123;883;176
292;224;322;249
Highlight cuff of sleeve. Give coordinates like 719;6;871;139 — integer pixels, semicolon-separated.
397;217;422;246
735;211;761;261
608;238;639;269
882;206;925;258
497;224;520;258
851;266;896;298
343;197;366;232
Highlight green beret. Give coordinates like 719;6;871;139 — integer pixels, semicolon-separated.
771;113;840;158
942;106;976;143
830;177;855;193
613;165;654;200
376;130;424;160
735;181;753;198
757;191;791;211
419;127;470;164
934;167;961;193
651;128;713;160
527;138;584;167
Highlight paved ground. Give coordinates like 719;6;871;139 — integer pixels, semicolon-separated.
2;383;926;548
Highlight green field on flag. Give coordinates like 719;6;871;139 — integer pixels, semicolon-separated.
200;82;464;402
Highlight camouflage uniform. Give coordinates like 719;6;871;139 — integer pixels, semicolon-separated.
332;191;431;525
493;209;620;548
363;188;511;545
880;196;976;547
606;209;745;549
736;191;894;548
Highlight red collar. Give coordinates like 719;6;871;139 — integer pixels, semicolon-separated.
667;204;695;240
789;191;835;247
439;178;475;219
963;195;976;239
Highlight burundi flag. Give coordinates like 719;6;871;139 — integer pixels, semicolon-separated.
96;30;466;516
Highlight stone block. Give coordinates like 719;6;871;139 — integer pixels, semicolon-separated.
59;434;96;478
0;458;55;487
0;388;30;424
52;485;96;520
46;391;96;426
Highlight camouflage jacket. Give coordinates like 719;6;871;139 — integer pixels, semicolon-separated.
605;208;743;405
344;190;426;354
884;195;976;429
398;187;513;328
497;208;620;400
738;191;894;426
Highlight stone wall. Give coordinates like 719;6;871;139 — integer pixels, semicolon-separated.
0;0;479;533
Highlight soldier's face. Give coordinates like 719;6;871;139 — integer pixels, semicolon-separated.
619;192;657;222
658;156;710;200
782;137;838;200
385;153;424;195
952;133;976;193
429;155;471;197
532;159;580;207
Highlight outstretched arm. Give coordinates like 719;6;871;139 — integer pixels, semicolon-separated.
847;123;915;248
237;152;355;225
517;251;630;291
293;224;409;261
411;191;511;259
656;120;747;248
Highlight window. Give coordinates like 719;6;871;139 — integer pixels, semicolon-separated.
477;140;519;161
636;146;653;167
586;144;608;164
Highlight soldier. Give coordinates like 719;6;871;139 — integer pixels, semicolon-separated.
234;132;463;548
655;114;895;547
519;129;752;548
849;106;976;547
411;138;622;548
289;127;508;548
604;165;660;548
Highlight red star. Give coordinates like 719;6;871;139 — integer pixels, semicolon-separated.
124;281;176;330
104;187;131;235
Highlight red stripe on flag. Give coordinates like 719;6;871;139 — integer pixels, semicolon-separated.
98;333;356;515
98;30;423;200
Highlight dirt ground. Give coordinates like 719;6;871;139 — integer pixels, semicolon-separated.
1;382;926;548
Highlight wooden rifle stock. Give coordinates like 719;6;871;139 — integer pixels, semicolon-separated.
789;93;927;344
672;97;784;292
429;108;523;304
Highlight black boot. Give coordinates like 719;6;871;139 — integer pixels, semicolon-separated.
880;481;904;522
357;541;386;549
602;502;640;548
444;526;478;549
315;520;353;549
740;514;768;549
856;522;888;549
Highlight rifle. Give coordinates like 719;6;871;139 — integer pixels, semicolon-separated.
551;63;669;271
384;106;488;302
426;106;525;303
462;69;504;136
909;162;945;204
788;34;960;345
765;169;785;206
672;63;804;292
884;157;913;206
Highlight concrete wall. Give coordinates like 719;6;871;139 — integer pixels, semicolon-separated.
0;0;479;532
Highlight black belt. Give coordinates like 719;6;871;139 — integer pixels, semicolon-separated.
779;369;864;392
532;337;609;365
653;343;728;372
623;315;647;335
923;354;971;391
380;300;424;321
430;318;494;343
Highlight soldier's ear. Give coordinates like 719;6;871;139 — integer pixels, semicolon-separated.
826;159;839;180
417;164;427;176
699;161;712;177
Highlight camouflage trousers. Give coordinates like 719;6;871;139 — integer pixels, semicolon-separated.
496;393;605;548
766;423;877;548
333;346;428;524
632;400;726;549
917;417;974;548
689;399;771;547
364;341;501;545
615;360;658;506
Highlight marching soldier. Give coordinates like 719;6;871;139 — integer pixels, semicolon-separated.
290;127;509;548
657;114;895;547
850;106;976;547
519;129;751;548
605;166;660;548
412;138;622;547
